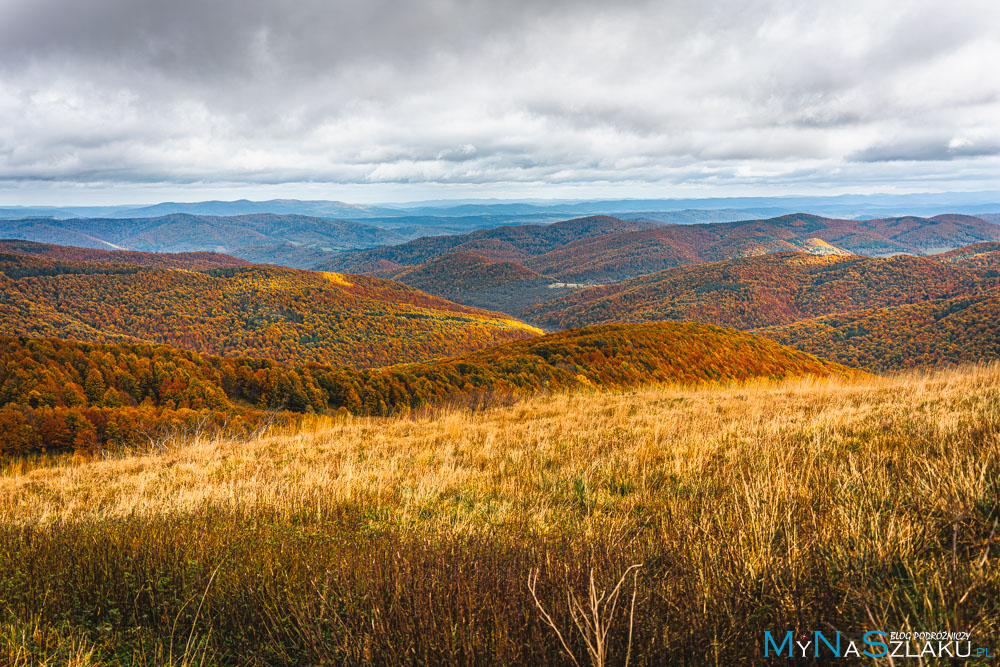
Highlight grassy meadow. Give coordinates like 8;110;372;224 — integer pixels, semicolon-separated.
1;365;998;664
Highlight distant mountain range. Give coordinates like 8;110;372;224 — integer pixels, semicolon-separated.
0;213;404;261
0;199;398;220
2;199;997;275
521;213;1000;283
317;216;660;273
3;191;999;221
3;202;1000;375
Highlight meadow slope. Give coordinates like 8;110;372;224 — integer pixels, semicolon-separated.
1;365;998;663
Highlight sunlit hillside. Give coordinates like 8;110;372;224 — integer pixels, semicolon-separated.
758;292;1000;370
0;255;538;367
523;250;998;330
0;322;848;454
0;239;252;270
521;213;1000;283
935;242;1000;270
2;364;997;663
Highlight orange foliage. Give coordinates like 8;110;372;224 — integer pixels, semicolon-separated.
0;255;537;368
758;293;1000;371
524;251;999;330
0;239;251;270
0;323;852;453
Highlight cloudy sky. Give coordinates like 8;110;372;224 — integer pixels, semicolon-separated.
1;0;998;204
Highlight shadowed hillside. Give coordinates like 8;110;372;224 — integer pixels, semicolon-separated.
386;251;577;313
0;255;537;368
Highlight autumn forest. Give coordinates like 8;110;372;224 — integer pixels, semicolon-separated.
2;210;1000;455
2;208;1000;664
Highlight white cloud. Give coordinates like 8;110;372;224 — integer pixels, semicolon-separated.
0;0;998;202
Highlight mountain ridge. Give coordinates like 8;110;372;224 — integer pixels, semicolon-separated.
322;213;1000;283
0;213;405;259
385;251;574;315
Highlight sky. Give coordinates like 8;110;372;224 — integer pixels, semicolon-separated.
1;0;998;205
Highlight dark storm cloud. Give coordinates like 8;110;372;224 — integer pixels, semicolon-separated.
0;0;998;196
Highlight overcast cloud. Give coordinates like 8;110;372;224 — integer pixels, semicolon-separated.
0;0;998;202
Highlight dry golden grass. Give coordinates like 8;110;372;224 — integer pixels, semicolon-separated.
1;364;998;664
3;364;997;532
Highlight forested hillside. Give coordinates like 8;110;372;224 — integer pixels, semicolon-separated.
522;213;1000;282
0;213;404;257
0;239;251;270
0;323;853;453
0;255;538;368
322;213;1000;284
934;242;1000;270
387;251;575;314
316;216;661;272
524;251;998;330
757;294;1000;371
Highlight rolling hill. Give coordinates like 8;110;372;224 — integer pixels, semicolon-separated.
321;213;1000;284
316;216;662;273
0;239;251;271
0;254;538;368
0;213;404;258
757;293;1000;371
933;242;1000;270
0;322;854;453
385;251;576;314
522;213;1000;283
523;251;999;330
